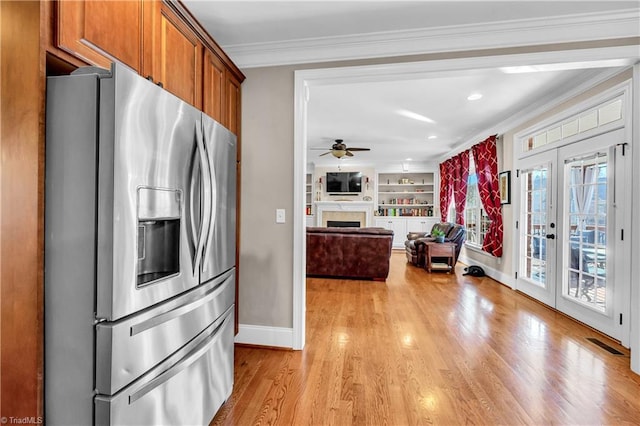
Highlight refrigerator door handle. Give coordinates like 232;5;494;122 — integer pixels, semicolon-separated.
128;311;231;404
202;131;217;272
194;121;212;275
129;273;231;336
188;144;199;261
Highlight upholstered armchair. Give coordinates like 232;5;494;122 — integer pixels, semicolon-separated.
405;222;466;267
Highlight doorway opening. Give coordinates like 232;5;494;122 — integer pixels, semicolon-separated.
293;49;639;364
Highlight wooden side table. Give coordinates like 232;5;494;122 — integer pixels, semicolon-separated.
424;242;456;273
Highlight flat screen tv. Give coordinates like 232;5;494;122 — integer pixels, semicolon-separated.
326;172;362;193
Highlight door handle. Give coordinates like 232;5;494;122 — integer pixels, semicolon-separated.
194;121;211;275
188;148;199;259
546;234;555;239
202;127;217;273
129;310;232;404
130;273;232;336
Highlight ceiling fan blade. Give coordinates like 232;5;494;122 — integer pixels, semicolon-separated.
319;151;332;156
345;150;354;157
346;147;370;152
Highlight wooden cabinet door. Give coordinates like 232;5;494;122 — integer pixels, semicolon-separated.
56;0;151;72
203;49;242;139
203;49;226;124
225;71;241;137
152;3;202;107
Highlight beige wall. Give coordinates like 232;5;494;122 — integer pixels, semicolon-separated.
239;39;638;330
239;66;297;327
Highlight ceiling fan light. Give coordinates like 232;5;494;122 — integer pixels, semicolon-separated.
332;150;347;158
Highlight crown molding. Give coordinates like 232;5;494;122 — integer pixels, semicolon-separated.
225;9;640;69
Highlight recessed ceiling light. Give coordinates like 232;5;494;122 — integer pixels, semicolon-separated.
397;109;436;123
467;93;483;101
405;158;413;161
427;135;437;140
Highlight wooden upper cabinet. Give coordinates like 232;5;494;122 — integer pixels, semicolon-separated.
56;0;151;72
52;0;242;125
225;71;242;137
151;3;202;107
203;44;244;139
203;49;226;124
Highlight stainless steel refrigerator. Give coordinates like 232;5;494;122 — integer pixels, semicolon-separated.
44;63;236;425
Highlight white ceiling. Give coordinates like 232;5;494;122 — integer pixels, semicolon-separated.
305;66;611;166
185;1;638;47
183;1;640;167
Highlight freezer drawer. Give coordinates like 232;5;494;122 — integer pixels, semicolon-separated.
96;268;235;395
95;306;234;426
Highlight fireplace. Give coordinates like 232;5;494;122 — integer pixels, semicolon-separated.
327;220;360;228
315;201;373;227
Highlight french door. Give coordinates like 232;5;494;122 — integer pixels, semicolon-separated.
516;129;630;343
516;149;557;307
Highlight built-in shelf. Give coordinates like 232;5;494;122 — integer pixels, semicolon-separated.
306;173;313;215
377;172;436;217
380;204;433;208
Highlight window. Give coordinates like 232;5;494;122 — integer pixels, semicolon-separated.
464;159;491;247
522;98;623;153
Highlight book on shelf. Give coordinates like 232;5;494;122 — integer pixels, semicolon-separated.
378;207;433;217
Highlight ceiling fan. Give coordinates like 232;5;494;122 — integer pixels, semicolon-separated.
312;139;371;158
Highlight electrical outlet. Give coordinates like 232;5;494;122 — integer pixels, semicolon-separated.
276;209;285;224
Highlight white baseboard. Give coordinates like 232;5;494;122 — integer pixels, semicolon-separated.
458;254;515;289
234;324;294;349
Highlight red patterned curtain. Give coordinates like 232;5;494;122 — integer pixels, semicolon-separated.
471;135;503;257
452;150;470;225
439;159;453;221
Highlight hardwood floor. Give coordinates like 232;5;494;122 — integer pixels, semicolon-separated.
212;252;640;425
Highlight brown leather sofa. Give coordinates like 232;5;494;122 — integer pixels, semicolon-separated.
306;227;394;280
405;222;466;267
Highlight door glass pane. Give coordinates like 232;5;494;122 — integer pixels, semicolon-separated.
521;168;548;287
564;155;607;311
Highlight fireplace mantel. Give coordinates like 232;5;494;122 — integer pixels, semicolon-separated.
315;201;374;227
